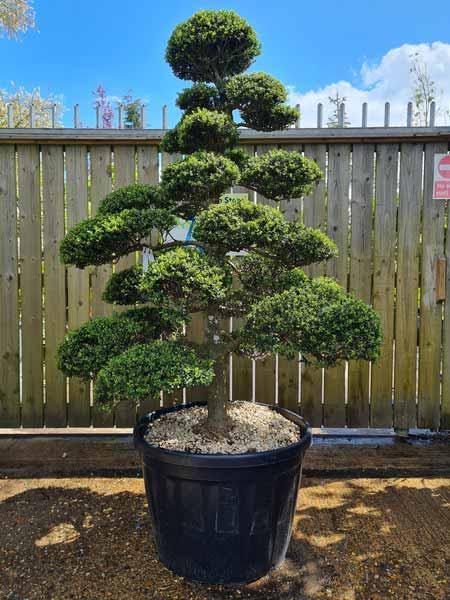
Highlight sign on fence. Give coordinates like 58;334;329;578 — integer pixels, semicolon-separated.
433;154;450;199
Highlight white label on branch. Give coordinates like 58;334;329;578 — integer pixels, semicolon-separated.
142;248;154;273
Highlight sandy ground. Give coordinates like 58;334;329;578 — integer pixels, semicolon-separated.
0;476;448;600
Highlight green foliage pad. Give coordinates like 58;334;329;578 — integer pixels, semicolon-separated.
57;9;382;419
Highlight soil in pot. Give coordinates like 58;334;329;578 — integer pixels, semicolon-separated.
144;401;302;454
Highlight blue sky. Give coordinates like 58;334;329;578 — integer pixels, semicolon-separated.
2;0;450;126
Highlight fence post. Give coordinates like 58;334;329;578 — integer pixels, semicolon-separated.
384;102;390;127
338;103;345;127
140;104;146;128
407;102;413;127
7;103;13;127
73;104;80;128
429;101;436;127
317;103;323;128
50;104;57;128
361;102;368;127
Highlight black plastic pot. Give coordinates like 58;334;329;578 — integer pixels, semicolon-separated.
134;401;312;585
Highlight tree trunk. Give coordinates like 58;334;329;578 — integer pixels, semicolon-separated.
207;352;229;428
205;313;229;430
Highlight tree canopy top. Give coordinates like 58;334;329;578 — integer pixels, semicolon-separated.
165;10;261;84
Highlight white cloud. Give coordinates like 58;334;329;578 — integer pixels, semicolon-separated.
287;42;450;127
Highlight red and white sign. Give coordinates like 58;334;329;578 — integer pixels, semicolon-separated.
433;154;450;199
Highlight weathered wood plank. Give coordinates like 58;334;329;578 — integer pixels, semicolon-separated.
278;143;303;413
89;146;114;427
18;145;43;427
442;199;450;430
418;143;447;429
160;145;188;408
136;145;162;417
323;144;351;426
90;146;113;318
66;146;90;427
114;145;137;275
301;143;327;425
394;143;423;430
0;145;20;427
113;145;138;426
136;145;159;185
371;144;398;427
254;144;277;405
42;145;67;426
347;144;375;427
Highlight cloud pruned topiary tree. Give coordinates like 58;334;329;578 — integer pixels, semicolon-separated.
58;10;382;433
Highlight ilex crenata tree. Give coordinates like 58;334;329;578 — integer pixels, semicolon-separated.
58;10;382;432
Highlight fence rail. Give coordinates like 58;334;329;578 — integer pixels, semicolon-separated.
1;126;450;430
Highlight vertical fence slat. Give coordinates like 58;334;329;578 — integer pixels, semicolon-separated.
90;145;114;427
66;145;91;426
301;143;327;426
418;142;447;429
231;145;254;403
254;143;277;405
442;197;450;430
136;145;162;415
160;145;185;408
394;143;423;430
114;145;137;275
324;143;351;427
347;144;374;427
0;145;20;426
18;145;43;427
90;146;113;318
278;143;302;412
137;145;159;186
113;145;138;425
42;145;67;426
371;144;398;427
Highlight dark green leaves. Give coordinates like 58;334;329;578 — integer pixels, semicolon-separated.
57;307;181;380
161;151;239;219
161;109;239;155
194;198;337;266
141;247;232;311
239;277;382;366
60;208;176;268
95;340;214;410
176;83;221;113
102;265;149;305
240;149;323;200
165;10;261;83
194;198;285;251
225;72;298;131
98;184;171;215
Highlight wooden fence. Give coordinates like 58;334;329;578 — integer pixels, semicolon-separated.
1;127;450;431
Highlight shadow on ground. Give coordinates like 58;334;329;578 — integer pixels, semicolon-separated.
0;477;448;599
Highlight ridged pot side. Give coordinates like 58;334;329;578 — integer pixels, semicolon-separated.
134;402;312;585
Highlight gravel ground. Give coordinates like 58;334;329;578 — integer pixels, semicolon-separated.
0;476;448;600
144;402;301;454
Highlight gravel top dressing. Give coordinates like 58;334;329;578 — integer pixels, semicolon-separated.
144;402;301;454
